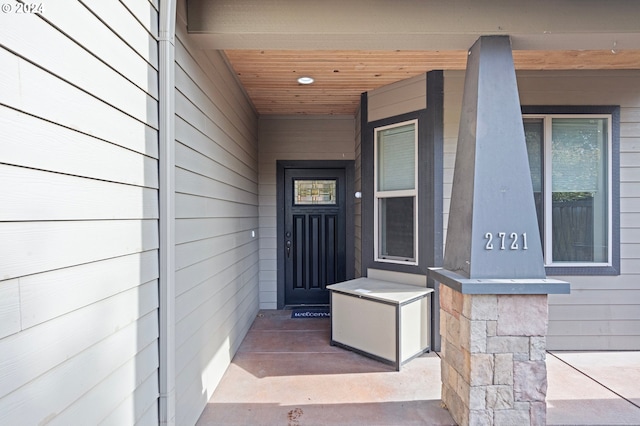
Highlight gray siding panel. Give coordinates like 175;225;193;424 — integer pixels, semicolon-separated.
174;12;259;425
355;105;363;277
367;74;427;123
0;47;158;158
257;115;356;309
29;0;159;98
444;69;640;350
1;104;159;188
0;2;160;423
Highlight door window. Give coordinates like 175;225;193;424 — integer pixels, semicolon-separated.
294;179;337;205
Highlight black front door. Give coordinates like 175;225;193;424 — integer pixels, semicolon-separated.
284;168;346;305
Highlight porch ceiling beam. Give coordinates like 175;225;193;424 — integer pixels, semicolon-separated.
187;0;640;51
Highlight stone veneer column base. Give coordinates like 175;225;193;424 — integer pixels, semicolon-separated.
439;284;549;426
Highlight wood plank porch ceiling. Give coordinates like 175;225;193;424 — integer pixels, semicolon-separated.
223;49;640;115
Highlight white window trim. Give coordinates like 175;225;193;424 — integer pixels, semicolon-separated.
373;119;419;265
524;113;613;268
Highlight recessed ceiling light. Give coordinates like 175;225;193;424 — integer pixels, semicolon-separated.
297;76;314;85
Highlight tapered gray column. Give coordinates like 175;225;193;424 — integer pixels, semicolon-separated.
444;35;545;280
428;36;569;426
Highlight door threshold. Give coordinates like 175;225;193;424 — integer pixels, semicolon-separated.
284;304;330;310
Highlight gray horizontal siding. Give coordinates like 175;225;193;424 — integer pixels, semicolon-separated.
355;105;363;277
173;11;260;425
0;1;160;423
367;73;427;123
444;69;640;350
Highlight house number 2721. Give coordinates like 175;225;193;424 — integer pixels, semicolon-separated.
484;232;528;251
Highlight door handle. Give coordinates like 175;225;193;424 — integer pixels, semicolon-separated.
286;240;291;258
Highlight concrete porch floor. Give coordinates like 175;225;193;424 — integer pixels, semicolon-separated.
197;310;640;425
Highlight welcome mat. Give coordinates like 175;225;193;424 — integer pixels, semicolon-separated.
291;306;330;318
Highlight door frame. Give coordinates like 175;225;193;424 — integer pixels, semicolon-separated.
277;160;355;308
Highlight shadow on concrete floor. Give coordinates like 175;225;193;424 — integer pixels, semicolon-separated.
197;310;640;425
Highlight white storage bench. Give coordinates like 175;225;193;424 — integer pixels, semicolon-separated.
327;277;433;370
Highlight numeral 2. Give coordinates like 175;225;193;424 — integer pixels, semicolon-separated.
484;232;494;250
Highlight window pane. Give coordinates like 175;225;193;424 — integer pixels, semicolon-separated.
551;118;608;262
294;180;336;205
378;197;415;260
524;119;544;244
377;123;415;191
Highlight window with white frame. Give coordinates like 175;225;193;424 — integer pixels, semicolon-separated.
523;114;612;267
374;120;418;264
